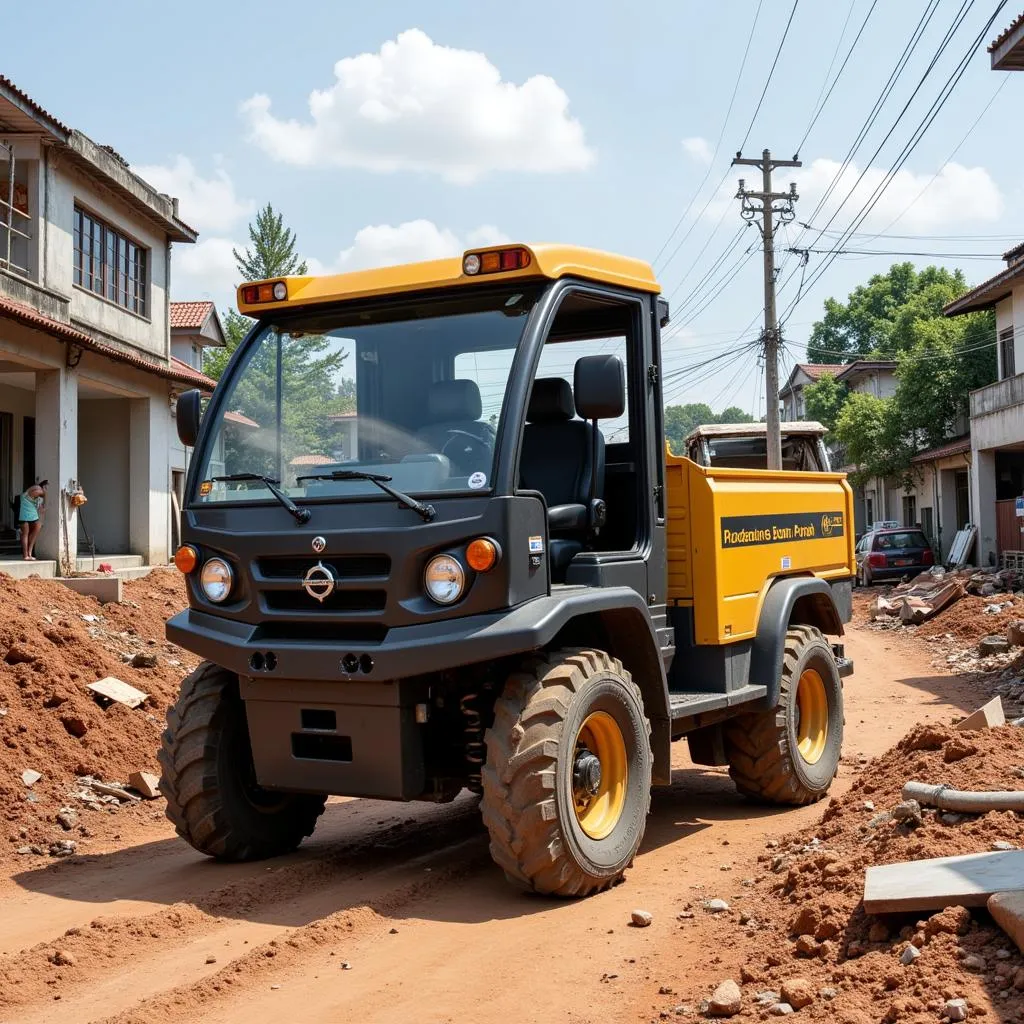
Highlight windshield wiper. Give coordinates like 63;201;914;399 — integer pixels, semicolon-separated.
296;469;436;523
211;474;311;524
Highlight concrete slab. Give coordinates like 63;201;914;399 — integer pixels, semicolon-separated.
75;554;144;572
864;850;1024;913
0;560;57;580
87;677;148;709
957;696;1006;731
989;892;1024;954
54;576;122;603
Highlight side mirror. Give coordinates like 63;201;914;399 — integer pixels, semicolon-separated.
176;389;203;448
574;354;625;421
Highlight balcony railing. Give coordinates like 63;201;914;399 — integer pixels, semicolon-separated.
970;373;1024;419
0;142;31;280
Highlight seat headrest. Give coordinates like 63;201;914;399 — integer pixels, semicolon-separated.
527;378;574;423
427;379;482;421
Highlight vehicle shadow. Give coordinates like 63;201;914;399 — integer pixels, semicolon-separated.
7;765;800;929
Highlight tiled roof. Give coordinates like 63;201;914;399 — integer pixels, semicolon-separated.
170;301;214;330
0;296;215;389
1003;241;1024;266
910;436;972;464
0;75;69;134
989;12;1024;52
799;363;845;380
289;454;335;466
327;410;357;420
224;410;259;428
169;356;217;390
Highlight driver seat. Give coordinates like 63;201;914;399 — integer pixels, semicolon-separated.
520;377;605;580
417;379;493;475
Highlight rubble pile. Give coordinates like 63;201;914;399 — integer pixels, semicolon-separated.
673;723;1024;1022
0;569;194;859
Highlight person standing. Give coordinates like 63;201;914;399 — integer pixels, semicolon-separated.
19;479;47;561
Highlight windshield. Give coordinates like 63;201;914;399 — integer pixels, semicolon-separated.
193;288;538;505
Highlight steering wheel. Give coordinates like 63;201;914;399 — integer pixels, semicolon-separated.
439;429;493;476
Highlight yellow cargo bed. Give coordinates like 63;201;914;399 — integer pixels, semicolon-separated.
666;446;855;646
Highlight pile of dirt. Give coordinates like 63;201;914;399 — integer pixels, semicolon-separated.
0;570;194;860
917;593;1024;645
673;723;1024;1022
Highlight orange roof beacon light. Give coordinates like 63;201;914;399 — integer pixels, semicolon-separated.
462;247;531;276
174;544;199;574
466;537;500;573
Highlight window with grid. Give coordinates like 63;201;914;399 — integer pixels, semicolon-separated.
999;327;1015;380
72;206;148;316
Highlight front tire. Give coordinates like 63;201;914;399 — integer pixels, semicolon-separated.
481;649;652;897
723;626;843;805
158;662;327;861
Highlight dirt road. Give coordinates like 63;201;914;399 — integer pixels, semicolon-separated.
0;616;986;1024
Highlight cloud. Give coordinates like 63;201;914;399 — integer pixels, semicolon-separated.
705;157;1004;232
308;220;510;274
170;236;240;304
682;137;713;165
133;156;254;234
240;28;594;184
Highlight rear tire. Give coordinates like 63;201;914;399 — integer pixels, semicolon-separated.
723;626;843;806
158;662;327;861
481;649;652;897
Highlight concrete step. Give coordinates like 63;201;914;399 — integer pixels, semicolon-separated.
0;559;57;579
114;566;157;580
75;554;144;572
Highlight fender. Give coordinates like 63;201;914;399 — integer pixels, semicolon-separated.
749;577;844;707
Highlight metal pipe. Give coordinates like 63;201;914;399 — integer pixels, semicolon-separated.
903;780;1024;813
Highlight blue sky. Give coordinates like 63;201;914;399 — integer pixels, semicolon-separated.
5;0;1023;414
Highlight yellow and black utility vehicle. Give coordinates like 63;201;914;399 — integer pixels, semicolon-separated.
163;244;855;896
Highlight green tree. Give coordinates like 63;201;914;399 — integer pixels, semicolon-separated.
833;392;907;487
807;263;969;363
802;373;849;432
233;203;308;281
663;402;754;454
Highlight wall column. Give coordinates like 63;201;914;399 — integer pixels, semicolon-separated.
973;449;997;567
129;395;170;565
34;367;78;567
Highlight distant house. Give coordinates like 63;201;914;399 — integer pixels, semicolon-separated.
940;13;1024;566
0;74;215;574
780;360;900;537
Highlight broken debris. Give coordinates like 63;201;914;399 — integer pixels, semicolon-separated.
87;676;148;709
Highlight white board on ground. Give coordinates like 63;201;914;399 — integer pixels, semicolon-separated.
864;850;1024;914
87;677;148;709
957;696;1005;731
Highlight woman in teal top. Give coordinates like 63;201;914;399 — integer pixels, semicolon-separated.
18;479;47;561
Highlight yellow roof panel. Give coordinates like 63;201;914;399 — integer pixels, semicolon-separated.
236;243;661;316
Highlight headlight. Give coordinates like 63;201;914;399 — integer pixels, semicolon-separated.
200;557;234;603
424;554;465;605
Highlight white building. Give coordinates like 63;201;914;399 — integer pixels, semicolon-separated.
0;75;215;574
941;14;1024;567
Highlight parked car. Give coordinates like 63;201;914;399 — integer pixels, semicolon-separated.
855;527;934;585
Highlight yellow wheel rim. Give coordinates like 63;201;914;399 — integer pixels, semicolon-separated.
572;711;628;840
796;669;829;765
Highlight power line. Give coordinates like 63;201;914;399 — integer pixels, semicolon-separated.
781;0;1007;324
738;0;801;152
796;0;880;156
652;0;765;269
790;247;1006;259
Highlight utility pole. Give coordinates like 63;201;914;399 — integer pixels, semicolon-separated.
732;149;801;470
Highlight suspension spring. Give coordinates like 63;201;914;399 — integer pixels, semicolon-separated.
460;689;488;794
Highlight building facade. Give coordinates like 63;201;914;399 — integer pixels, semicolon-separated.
0;76;213;572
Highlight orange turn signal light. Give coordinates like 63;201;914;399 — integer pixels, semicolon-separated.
239;280;288;305
462;247;531;276
174;544;199;574
466;537;499;573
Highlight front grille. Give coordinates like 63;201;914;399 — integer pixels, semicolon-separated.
253;622;389;644
257;554;390;579
264;589;387;613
